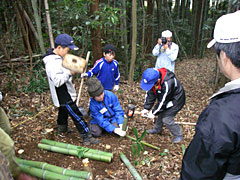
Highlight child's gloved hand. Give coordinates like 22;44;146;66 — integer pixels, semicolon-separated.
113;85;119;91
81;73;88;78
114;128;126;137
147;110;155;119
140;109;149;117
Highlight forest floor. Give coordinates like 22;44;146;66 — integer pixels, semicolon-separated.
0;53;217;180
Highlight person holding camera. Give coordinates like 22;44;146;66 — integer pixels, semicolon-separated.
152;30;179;72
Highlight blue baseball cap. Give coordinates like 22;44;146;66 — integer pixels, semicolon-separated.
55;34;79;50
140;68;159;91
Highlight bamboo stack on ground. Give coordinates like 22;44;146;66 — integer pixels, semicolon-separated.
38;140;112;163
41;139;113;158
19;164;84;180
16;158;91;179
119;152;143;180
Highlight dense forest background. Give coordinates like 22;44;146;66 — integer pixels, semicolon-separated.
0;0;239;91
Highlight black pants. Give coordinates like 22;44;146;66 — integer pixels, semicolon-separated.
57;102;89;135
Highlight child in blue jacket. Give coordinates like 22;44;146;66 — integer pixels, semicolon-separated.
86;78;126;137
81;44;120;91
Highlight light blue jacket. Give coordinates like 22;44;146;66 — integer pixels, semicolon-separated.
89;90;124;132
152;42;179;72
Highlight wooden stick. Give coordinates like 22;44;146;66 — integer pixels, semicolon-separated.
76;51;90;107
134;111;196;125
175;122;196;126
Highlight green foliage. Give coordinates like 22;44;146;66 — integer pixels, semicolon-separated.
181;144;186;155
159;149;168;156
131;127;147;160
9;104;33;118
6;71;18;92
20;68;48;94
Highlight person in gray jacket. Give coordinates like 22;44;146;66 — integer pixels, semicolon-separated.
43;33;98;145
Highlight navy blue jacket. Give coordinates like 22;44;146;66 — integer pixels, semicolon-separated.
180;84;240;180
86;57;120;90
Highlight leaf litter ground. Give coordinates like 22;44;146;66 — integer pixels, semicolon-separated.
1;56;216;180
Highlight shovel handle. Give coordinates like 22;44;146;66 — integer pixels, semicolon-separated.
76;51;90;107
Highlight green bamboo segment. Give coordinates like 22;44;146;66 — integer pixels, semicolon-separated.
126;135;160;151
38;143;111;163
16;158;91;179
41;139;113;158
122;118;128;131
19;164;84;180
119;152;143;180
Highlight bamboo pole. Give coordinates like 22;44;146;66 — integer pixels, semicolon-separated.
119;152;143;180
16;158;91;179
126;135;160;151
41;139;113;158
38;144;111;163
19;164;84;180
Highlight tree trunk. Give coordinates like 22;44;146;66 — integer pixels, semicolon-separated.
90;0;102;62
122;0;129;79
193;0;204;56
128;0;137;83
44;0;54;48
145;0;153;54
14;1;33;76
141;0;146;54
31;0;46;54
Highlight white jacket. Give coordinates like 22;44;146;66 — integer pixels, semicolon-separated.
43;52;76;107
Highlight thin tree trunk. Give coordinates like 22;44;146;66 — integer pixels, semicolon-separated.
141;0;146;55
122;0;129;79
14;2;33;76
31;0;46;54
18;3;39;42
128;0;137;83
90;0;102;62
145;0;153;54
44;0;54;48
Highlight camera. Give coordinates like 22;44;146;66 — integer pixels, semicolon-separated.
161;37;167;45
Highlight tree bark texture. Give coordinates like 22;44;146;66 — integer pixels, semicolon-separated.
128;0;137;83
90;0;102;62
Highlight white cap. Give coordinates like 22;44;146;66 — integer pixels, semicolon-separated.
207;10;240;48
161;30;172;38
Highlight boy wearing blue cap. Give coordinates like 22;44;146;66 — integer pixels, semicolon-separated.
140;68;185;143
43;33;99;145
81;44;120;91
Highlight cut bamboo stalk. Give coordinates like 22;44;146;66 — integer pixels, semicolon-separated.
41;139;113;158
38;144;111;163
126;135;160;151
119;152;143;180
16;158;91;179
19;164;84;180
122;118;128;131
